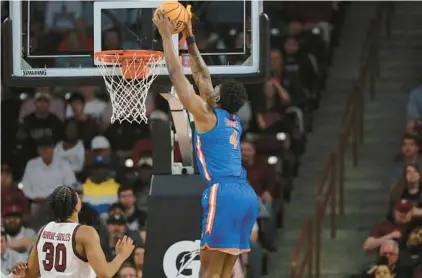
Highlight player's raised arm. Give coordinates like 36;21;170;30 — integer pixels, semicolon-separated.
153;11;214;123
78;225;134;278
182;12;214;101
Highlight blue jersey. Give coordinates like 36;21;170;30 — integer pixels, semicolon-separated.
193;108;245;185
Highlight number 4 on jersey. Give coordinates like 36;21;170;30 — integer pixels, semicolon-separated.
230;130;238;149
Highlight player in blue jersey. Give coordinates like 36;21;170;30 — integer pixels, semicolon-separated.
154;12;259;278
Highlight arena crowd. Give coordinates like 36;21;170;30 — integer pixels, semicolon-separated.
345;82;422;278
1;1;348;277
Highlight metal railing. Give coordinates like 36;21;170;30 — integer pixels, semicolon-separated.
289;3;394;278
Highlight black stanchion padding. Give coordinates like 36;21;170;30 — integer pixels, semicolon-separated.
151;119;172;175
143;175;206;278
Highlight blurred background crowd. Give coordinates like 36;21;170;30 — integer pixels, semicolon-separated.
348;83;422;278
1;1;350;277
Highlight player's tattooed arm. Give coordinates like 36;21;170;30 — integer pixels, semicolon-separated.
184;17;214;101
188;45;214;100
154;11;214;125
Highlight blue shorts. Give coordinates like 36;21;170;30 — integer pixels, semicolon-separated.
200;179;259;254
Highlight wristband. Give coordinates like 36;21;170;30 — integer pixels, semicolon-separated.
186;36;196;46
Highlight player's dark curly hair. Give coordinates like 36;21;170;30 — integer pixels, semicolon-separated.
218;78;247;114
49;185;78;222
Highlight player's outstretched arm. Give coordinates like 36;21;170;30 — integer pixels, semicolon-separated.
79;225;133;278
153;11;214;124
182;13;214;101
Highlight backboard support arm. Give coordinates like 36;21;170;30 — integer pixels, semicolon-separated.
160;87;195;170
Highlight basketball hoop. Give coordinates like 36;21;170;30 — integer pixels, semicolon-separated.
94;50;164;124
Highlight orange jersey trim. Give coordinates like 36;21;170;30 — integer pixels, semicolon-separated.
201;243;251;255
196;136;212;181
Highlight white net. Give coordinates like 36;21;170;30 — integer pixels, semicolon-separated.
95;51;164;124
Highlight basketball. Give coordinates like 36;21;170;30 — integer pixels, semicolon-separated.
153;2;189;34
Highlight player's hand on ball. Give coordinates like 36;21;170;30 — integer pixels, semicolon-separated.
11;263;28;275
153;10;173;39
115;235;135;258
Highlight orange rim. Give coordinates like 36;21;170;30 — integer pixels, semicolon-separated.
95;50;164;79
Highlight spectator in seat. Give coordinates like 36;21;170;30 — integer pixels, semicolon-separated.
108;203;125;216
406;84;422;136
287;21;303;36
82;156;120;218
363;200;414;253
66;86;107;119
241;140;278;250
283;36;316;106
390;164;422;207
241;140;277;203
17;92;64;163
102;28;122;51
256;79;291;134
378;241;406;277
118;263;137;278
19;87;66;121
359;240;415;278
289;21;327;66
1;232;25;275
134;157;154;214
66;92;101;148
390;134;422;184
88;135;122;180
22;136;76;229
1;165;29;221
44;1;82;32
132;246;145;278
2;205;36;258
54;120;85;174
73;183;101;230
270;49;284;84
55;31;92;68
58;19;93;52
118;186;147;231
104;121;150;161
99;213;142;262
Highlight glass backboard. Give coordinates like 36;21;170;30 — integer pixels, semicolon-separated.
3;0;269;87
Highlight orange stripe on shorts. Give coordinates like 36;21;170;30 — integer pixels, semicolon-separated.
205;184;219;235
